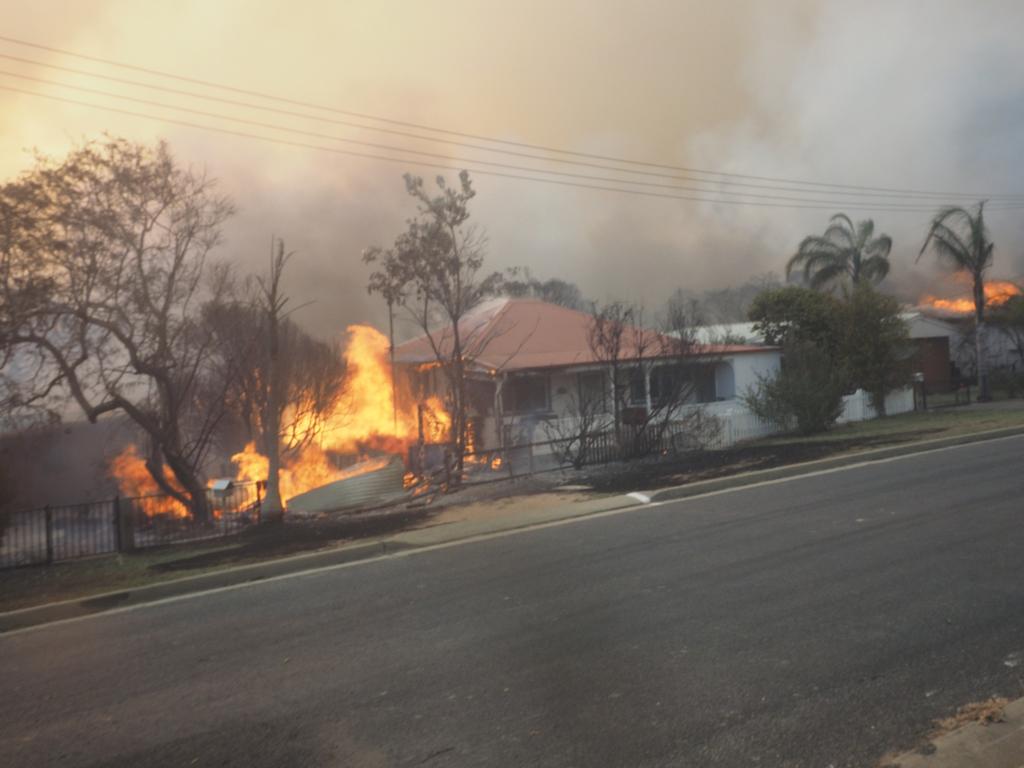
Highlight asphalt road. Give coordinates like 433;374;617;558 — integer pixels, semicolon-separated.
3;436;1024;768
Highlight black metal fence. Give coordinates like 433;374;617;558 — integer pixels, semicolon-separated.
409;420;721;489
0;482;262;569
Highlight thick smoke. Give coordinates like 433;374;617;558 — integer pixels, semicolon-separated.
209;0;1024;328
682;0;1024;302
2;0;1023;342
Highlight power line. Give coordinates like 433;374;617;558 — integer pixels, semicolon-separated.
1;33;1021;202
9;68;1017;210
5;83;1023;215
1;52;1020;204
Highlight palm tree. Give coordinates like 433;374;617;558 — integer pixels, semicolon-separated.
918;201;995;401
787;213;893;291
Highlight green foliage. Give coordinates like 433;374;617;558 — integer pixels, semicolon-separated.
748;286;843;352
747;283;911;427
918;203;994;321
742;340;846;435
786;213;892;291
990;368;1024;398
841;283;912;416
919;201;995;400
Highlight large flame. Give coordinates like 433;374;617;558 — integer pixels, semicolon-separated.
921;280;1022;313
108;444;190;518
230;441;390;501
232;324;451;506
109;324;453;515
316;324;449;454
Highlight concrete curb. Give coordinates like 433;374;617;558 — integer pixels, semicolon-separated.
4;424;1023;634
0;539;393;633
647;424;1024;504
0;496;637;634
883;697;1024;767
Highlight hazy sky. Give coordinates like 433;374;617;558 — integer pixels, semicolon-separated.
2;0;1023;339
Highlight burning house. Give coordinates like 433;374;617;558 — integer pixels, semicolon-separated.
910;277;1024;391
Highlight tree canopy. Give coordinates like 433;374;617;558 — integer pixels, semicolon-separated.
787;213;892;291
919;201;995;400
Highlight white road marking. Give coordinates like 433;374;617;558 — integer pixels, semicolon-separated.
627;492;651;504
4;432;1022;638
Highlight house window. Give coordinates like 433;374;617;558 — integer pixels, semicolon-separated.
694;365;716;403
577;371;606;410
651;366;682;404
504;374;550;414
626;365;684;406
626;363;717;406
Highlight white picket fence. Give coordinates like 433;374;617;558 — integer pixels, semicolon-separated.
506;386;917;458
837;387;915;423
681;385;916;450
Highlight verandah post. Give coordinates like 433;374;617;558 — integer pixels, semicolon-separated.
44;505;53;564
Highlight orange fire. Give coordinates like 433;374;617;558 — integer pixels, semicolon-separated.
230;441;389;501
110;324;454;514
230;324;451;506
921;280;1022;313
108;444;189;518
317;324;450;453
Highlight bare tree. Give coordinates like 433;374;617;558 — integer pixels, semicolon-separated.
587;300;714;460
586;301;634;448
254;240;289;518
205;268;345;506
364;171;503;483
0;139;236;520
542;373;612;469
0;177;59;426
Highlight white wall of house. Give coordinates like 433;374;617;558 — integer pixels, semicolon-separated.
488;350;783;453
726;350;782;400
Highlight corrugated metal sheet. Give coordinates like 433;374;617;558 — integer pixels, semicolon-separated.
286;457;407;515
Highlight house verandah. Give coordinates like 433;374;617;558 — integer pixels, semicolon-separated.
393;298;782;459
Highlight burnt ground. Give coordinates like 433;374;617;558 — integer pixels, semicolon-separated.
148;505;441;572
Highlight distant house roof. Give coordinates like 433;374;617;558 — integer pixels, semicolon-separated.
900;310;962;339
692;321;766;345
393;297;772;374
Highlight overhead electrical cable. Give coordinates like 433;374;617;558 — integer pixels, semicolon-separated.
4;84;1023;215
0;52;1020;203
9;69;1021;209
1;34;1022;202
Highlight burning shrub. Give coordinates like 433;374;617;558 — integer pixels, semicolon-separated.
109;445;190;518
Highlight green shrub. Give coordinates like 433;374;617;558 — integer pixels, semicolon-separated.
742;340;847;435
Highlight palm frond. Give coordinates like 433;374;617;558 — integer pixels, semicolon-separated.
921;218;971;263
796;235;840;256
828;213;856;234
861;254;891;283
867;234;893;259
808;261;846;291
927;230;975;271
822;221;855;249
855;219;875;249
919;206;973;259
